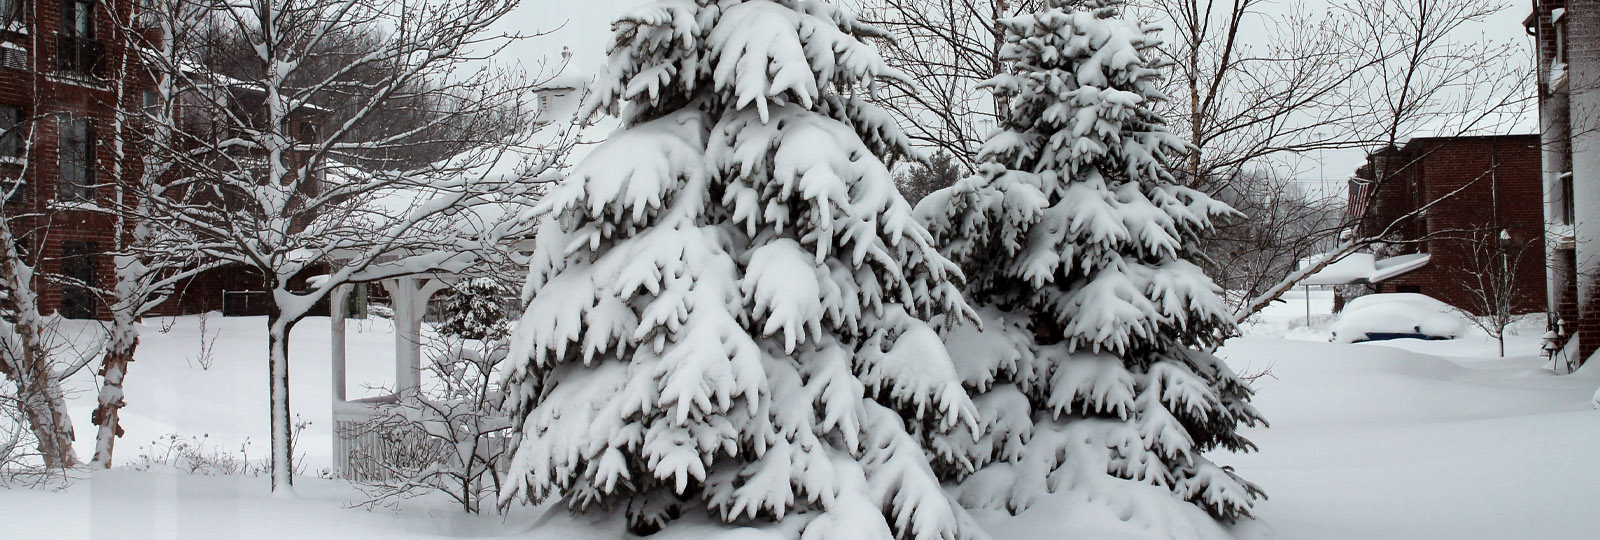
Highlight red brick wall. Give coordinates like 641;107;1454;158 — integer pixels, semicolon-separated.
1361;135;1548;315
1530;0;1600;364
0;0;171;320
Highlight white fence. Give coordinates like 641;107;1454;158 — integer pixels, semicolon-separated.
331;395;512;482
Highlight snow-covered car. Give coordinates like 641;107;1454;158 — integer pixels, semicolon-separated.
1329;293;1467;343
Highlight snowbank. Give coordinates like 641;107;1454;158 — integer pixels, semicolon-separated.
1220;337;1600;540
1298;253;1376;285
3;469;558;539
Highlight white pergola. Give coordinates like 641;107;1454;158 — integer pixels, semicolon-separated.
321;79;581;479
327;273;457;480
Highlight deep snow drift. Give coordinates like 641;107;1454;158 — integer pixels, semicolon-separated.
3;294;1599;538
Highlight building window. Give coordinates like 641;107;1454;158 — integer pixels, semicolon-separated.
1554;9;1568;66
62;0;92;38
142;89;162;118
1560;171;1575;225
0;104;21;158
59;240;98;319
0;0;20;27
135;0;158;27
1;177;22;203
0;105;20;203
58;115;94;201
57;0;102;77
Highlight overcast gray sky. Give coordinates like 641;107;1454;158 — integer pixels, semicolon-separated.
495;0;1539;191
496;0;628;80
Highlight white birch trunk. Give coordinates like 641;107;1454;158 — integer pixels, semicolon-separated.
0;219;78;469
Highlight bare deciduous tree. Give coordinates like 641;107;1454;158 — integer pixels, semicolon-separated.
131;0;576;492
1449;228;1538;357
1136;0;1373;193
1205;170;1344;305
0;116;92;473
349;334;511;514
1230;0;1531;322
0;223;81;472
80;0;234;468
859;0;1049;168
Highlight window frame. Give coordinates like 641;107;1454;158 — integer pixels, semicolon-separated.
56;0;103;77
0;0;20;28
58;239;99;319
0;103;21;158
1560;171;1575;226
61;0;93;39
141;89;163;119
57;115;94;201
1554;9;1568;66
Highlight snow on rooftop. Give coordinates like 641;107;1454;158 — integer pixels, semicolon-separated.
1370;253;1431;282
1299;253;1375;285
534;75;590;125
1297;252;1431;285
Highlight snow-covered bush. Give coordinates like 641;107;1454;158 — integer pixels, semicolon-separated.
351;337;511;514
498;0;983;537
437;278;515;341
916;0;1265;523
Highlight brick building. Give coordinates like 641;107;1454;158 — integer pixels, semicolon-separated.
1526;0;1600;369
0;0;281;319
1346;134;1547;315
0;0;151;319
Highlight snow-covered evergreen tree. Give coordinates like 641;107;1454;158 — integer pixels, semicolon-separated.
500;0;983;538
439;278;514;341
917;0;1266;523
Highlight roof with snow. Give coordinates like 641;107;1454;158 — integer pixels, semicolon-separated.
1297;252;1431;286
534;75;589;125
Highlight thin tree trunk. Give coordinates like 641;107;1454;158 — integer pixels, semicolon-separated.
267;307;295;493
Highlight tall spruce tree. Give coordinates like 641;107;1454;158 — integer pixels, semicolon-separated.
500;0;984;538
917;0;1266;522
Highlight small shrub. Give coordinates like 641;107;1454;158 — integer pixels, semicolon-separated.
126;417;312;477
347;336;510;513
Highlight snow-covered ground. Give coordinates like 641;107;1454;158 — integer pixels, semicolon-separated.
1229;291;1600;540
4;294;1599;539
47;313;412;474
